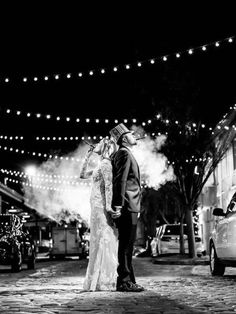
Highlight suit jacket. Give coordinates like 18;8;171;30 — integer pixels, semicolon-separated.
112;145;141;213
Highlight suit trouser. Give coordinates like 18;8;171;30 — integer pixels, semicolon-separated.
116;210;138;286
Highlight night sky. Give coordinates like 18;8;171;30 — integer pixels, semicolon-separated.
0;9;235;176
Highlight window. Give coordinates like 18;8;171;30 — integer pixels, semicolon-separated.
227;192;236;213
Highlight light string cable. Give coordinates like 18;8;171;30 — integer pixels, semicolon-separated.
1;35;234;84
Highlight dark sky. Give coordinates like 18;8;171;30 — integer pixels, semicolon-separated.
0;8;235;175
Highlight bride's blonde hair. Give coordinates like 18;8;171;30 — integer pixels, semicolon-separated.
100;138;117;159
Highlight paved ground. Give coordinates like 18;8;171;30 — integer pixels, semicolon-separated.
0;256;236;313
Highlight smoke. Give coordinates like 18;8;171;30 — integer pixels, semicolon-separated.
132;132;175;189
24;130;175;225
24;144;97;224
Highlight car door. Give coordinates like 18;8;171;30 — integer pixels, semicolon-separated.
214;215;229;258
225;207;236;259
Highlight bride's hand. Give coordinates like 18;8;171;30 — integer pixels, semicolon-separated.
107;208;121;219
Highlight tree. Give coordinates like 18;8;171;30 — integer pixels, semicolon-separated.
157;108;236;257
140;182;184;256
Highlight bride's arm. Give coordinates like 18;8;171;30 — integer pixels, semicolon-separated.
101;160;113;212
79;151;93;179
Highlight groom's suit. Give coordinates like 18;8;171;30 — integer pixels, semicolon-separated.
112;145;141;286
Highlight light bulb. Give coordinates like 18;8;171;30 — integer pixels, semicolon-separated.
137;62;142;67
126;65;130;69
34;77;38;81
202;46;206;51
176;53;180;58
89;71;93;76
215;42;220;47
113;67;118;72
55;75;59;79
163;56;167;61
67;74;71;79
188;49;193;54
23;77;27;82
44;76;49;80
101;69;105;74
78;72;83;77
150;59;155;64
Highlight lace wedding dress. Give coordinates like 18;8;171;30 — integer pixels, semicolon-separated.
83;158;118;291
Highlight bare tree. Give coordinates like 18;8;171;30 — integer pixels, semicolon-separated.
161;109;236;257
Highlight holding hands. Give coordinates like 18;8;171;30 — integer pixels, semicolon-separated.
107;207;122;219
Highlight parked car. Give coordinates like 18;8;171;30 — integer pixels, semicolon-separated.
209;192;236;276
0;214;35;272
49;225;89;259
151;224;205;257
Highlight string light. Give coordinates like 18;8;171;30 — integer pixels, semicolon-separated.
0;144;99;162
1;35;233;84
0;135;24;140
6;178;92;191
3;106;213;128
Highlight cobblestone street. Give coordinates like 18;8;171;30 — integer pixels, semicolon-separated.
1;257;236;313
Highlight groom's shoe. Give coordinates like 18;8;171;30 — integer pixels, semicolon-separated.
133;283;145;291
117;281;144;292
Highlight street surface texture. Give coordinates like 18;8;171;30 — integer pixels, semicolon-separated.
0;257;236;313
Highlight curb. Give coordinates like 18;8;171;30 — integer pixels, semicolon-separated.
152;257;210;266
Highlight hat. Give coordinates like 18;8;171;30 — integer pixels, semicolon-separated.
109;123;132;143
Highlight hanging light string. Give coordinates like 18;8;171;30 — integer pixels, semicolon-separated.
0;144;99;162
0;135;24;140
0;168;80;179
3;103;236;131
5;177;92;187
1;106;215;130
0;134;105;142
1;36;234;84
5;178;92;191
0;104;235;161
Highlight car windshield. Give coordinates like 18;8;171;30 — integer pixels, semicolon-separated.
164;225;188;235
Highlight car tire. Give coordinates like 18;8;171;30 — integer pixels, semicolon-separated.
209;242;225;276
11;249;22;272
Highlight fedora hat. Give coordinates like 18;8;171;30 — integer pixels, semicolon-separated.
109;123;132;143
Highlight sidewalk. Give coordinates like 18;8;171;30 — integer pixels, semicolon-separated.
151;253;209;265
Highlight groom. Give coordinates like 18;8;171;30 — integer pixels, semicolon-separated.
110;123;144;292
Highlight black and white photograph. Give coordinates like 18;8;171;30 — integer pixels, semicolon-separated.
0;6;236;313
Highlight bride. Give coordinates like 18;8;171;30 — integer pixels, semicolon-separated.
80;138;120;291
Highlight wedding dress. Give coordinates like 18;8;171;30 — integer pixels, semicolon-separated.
83;158;118;291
